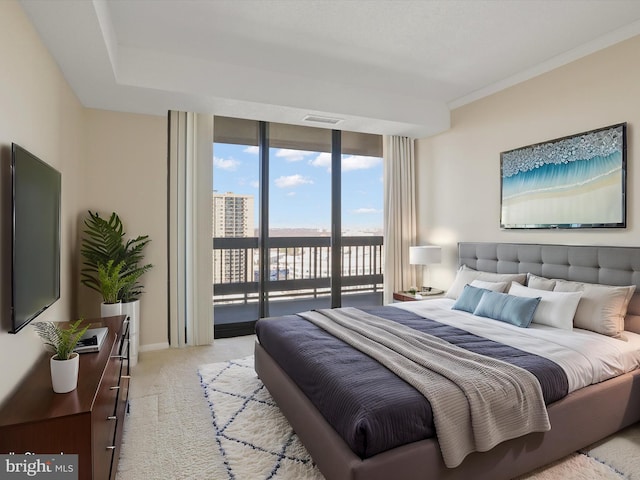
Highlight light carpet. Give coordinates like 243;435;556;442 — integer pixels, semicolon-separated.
118;356;640;480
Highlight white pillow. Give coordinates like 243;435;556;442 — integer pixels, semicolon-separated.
470;279;508;293
508;282;582;330
446;265;527;299
553;279;636;337
526;273;556;291
446;266;481;299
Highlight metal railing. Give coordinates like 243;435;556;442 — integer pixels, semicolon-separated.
213;236;383;305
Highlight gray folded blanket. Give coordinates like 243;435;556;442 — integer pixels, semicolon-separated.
299;307;551;468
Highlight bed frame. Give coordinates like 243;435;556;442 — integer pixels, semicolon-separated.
254;242;640;480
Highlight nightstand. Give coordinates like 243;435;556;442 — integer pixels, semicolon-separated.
393;288;444;302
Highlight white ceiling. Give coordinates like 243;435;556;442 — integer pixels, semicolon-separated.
18;0;640;137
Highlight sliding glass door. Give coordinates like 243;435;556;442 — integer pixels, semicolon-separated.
265;122;333;316
213;117;382;337
212;119;260;336
340;131;384;307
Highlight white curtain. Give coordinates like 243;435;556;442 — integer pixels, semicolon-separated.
383;135;418;304
168;111;214;346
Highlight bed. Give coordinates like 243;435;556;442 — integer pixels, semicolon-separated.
254;242;640;480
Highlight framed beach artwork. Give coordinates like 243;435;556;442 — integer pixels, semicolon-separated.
500;123;627;229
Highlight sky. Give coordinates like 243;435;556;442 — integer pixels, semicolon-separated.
213;143;383;232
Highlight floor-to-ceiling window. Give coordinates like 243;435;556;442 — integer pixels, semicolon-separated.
213;117;382;338
266;122;334;316
340;131;384;307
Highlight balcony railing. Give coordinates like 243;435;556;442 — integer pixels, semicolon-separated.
213;236;383;307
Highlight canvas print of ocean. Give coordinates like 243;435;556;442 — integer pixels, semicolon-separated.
501;124;625;228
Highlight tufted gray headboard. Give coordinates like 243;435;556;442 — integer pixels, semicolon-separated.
458;242;640;333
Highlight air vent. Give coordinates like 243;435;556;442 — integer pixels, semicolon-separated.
303;114;343;125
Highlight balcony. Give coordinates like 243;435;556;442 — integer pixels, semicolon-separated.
213;236;383;337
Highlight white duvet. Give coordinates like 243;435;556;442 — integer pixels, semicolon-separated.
392;298;640;393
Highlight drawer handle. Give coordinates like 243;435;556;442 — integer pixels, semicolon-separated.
111;355;125;359
121;375;131;379
107;416;117;421
110;386;120;390
106;446;116;451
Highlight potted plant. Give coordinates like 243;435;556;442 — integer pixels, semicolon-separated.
33;319;89;393
81;211;152;300
97;259;138;317
81;211;152;365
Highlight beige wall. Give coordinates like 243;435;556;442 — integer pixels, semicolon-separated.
0;0;86;403
0;0;168;404
416;35;640;291
81;109;167;348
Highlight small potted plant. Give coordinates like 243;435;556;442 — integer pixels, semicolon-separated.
33;319;89;393
98;259;138;317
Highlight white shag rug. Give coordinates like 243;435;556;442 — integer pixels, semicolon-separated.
118;356;640;480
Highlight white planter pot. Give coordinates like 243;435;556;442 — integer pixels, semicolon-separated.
122;300;140;367
50;353;79;393
101;302;122;317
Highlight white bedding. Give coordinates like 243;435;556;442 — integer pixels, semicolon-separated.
393;298;640;392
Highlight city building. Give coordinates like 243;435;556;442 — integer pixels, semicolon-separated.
212;192;255;284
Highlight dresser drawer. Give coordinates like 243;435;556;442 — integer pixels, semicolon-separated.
92;341;122;480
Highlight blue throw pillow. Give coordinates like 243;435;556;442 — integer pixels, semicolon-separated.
452;284;489;313
473;290;541;328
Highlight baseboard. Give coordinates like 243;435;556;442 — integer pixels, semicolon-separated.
140;342;170;352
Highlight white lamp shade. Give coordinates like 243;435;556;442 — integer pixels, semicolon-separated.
409;246;442;265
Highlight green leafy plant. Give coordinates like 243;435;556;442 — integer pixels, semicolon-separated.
97;259;139;304
33;319;90;360
81;211;153;302
119;234;153;303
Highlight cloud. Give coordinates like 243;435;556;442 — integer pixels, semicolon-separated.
250;180;259;189
353;208;382;214
275;149;313;162
309;152;331;169
342;155;382;172
286;191;296;197
244;146;259;154
214;156;240;171
309;153;382;172
274;174;314;188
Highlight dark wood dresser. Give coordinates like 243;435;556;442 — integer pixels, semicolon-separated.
0;315;130;480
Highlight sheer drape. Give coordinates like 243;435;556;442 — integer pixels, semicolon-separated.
383;136;418;304
168;111;214;346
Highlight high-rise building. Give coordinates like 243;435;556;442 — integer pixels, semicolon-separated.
213;192;255;284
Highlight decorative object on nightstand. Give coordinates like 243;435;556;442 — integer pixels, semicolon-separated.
409;245;443;294
394;291;422;302
393;289;444;302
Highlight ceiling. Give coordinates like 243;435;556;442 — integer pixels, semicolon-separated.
18;0;640;138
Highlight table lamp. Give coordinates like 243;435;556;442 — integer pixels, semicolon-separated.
409;245;442;293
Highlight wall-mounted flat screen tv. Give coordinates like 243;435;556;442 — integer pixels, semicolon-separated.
10;143;61;333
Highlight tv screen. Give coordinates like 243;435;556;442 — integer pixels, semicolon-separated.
10;143;61;333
